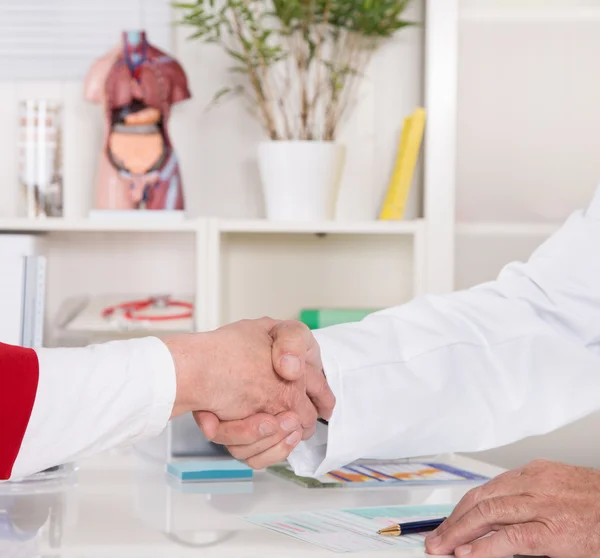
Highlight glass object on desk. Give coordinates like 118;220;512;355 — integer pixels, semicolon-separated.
0;464;76;558
17;100;63;218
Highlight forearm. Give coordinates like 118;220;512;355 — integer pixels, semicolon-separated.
290;190;600;477
9;337;176;480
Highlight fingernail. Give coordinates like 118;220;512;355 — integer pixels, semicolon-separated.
456;545;472;556
281;355;301;375
280;416;300;432
259;421;276;436
285;430;302;446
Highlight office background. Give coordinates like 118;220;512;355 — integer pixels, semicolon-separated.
0;0;598;469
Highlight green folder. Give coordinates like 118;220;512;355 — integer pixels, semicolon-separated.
299;308;378;330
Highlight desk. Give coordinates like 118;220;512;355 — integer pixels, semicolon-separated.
0;451;504;558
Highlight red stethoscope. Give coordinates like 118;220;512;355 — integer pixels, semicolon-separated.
101;295;193;322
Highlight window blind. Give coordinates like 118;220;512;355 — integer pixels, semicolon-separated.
0;0;173;80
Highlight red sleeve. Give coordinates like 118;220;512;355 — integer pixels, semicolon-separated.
0;343;39;479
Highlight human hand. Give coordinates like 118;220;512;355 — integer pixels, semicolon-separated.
164;318;321;431
195;320;335;468
425;458;600;558
196;410;305;469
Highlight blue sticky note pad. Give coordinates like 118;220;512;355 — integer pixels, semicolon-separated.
167;459;253;482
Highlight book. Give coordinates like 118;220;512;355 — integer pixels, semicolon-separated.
268;460;489;489
0;235;46;346
299;308;378;330
379;107;426;221
167;459;253;482
21;255;47;347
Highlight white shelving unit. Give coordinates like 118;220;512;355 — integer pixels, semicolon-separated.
0;217;198;233
0;217;421;235
456;222;561;238
0;0;459;341
0;217;427;335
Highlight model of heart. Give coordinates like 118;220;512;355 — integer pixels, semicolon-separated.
84;31;191;211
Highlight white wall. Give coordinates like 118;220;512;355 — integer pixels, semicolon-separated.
455;0;600;469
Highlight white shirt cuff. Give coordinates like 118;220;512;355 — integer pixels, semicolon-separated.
140;337;177;439
288;328;344;477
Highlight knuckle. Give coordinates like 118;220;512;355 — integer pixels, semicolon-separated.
504;525;524;547
504;525;538;553
464;486;483;506
475;498;496;521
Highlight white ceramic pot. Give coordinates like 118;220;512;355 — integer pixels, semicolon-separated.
258;141;346;221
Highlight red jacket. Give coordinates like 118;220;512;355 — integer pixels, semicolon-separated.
0;343;39;479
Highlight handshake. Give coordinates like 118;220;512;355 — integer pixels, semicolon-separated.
163;317;335;469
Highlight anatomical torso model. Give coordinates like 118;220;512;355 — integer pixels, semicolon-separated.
84;31;191;211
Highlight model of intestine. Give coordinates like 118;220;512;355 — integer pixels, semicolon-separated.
84;31;191;211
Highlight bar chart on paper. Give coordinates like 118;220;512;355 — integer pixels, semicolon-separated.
245;504;455;553
268;460;489;488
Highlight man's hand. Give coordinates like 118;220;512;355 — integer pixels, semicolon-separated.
194;320;335;468
164;318;320;433
196;410;305;469
425;459;600;558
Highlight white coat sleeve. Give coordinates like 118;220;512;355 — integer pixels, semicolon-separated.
10;337;176;480
289;186;600;477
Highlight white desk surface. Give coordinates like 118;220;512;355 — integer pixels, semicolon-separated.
0;451;505;558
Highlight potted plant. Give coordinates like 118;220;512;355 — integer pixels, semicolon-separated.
176;0;414;221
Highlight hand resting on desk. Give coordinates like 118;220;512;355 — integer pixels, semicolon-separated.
425;459;600;558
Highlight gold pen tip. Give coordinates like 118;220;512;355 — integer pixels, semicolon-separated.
378;526;401;536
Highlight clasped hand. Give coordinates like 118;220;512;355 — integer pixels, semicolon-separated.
165;317;334;468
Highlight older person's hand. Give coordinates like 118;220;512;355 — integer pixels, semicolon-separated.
194;320;335;469
425;458;600;558
165;318;330;444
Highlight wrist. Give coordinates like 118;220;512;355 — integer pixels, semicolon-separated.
163;332;213;418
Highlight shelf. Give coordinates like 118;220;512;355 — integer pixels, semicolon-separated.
0;217;423;236
460;7;600;22
218;219;423;235
0;217;198;233
456;222;561;238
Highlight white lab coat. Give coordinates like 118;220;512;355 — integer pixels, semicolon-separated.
289;186;600;477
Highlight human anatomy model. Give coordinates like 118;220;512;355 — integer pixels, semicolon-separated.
84;31;191;211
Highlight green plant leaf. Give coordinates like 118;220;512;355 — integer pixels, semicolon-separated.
175;0;417;139
208;85;246;109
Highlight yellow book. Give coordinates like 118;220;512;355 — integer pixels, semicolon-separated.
379;107;426;220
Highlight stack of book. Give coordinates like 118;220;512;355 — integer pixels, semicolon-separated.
0;235;47;347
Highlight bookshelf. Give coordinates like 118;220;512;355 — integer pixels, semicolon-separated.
0;217;422;236
0;0;458;344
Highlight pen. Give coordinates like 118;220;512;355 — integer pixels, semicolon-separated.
377;517;446;537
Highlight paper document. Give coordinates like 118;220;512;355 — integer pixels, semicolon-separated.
268;460;489;488
245;503;454;553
